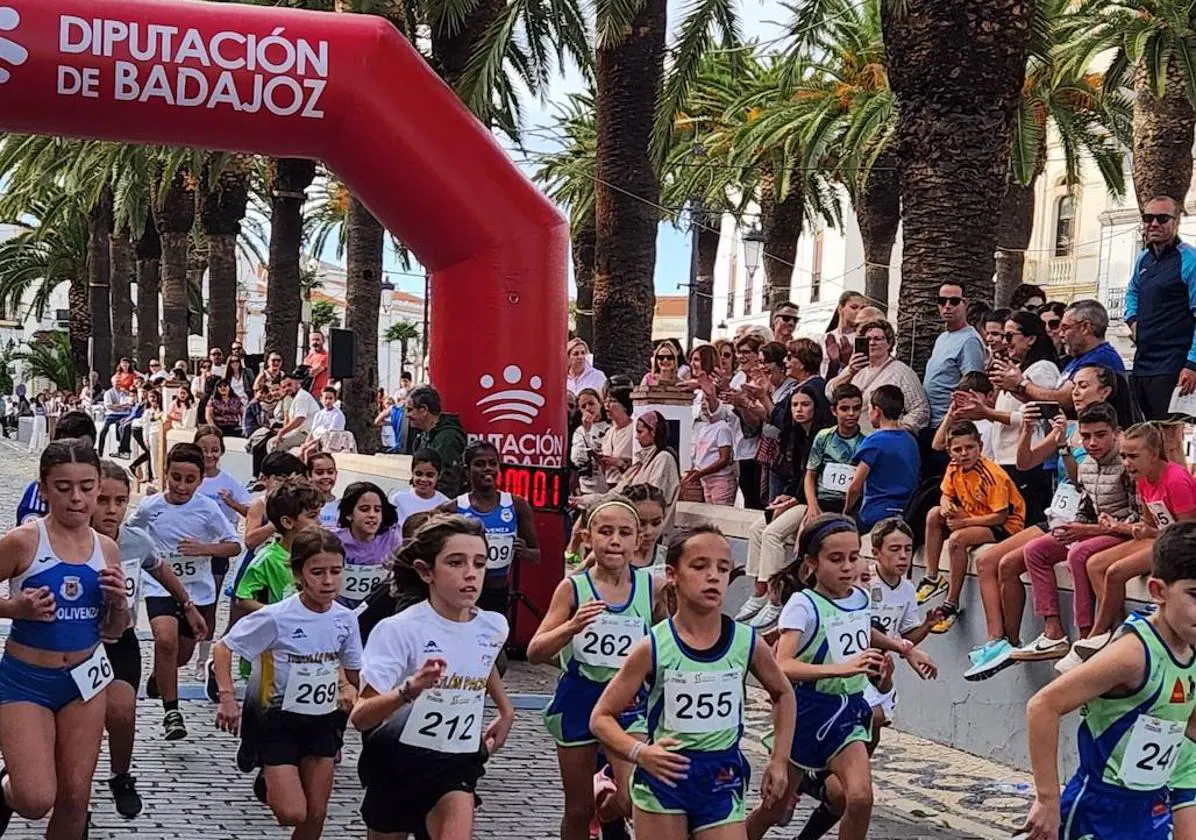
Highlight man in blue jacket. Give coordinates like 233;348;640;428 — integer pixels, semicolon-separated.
1125;195;1196;419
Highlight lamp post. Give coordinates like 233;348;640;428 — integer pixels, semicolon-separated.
742;227;764;279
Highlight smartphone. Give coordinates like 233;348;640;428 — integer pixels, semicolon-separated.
1036;401;1061;421
854;336;869;356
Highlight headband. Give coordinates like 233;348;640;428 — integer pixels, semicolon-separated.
587;499;640;524
639;411;659;432
803;517;858;555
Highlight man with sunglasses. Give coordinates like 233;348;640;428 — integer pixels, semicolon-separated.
923;283;986;434
771;301;800;344
1124;195;1196;419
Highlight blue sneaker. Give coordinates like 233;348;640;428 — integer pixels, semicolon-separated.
964;639;1015;681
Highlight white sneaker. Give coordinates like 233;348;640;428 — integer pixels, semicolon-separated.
1073;631;1112;661
748;602;782;631
734;595;769;622
1054;647;1084;675
1010;633;1070;662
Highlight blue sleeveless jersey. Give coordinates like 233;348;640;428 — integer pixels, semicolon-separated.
15;480;46;526
456;492;519;581
9;519;107;652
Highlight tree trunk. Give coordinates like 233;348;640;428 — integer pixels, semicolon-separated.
88;186;114;380
154;169;197;367
67;275;89;388
343;197;383;455
856;147;901;309
592;0;667;379
135;214;161;367
265;158;316;367
109;225;135;364
882;0;1034;373
760;170;802;311
1132;58;1196;210
693;210;719;341
572;214;596;345
430;0;506;89
201;158;251;355
994;175;1037;307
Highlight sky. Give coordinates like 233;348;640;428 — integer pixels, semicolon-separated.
368;0;789;300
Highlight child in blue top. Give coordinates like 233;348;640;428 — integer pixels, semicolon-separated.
844;385;920;532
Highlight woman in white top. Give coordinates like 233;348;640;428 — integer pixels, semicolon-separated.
613;411;681;530
570;388;611;495
566;338;607;396
350;515;515;840
599;385;635;488
826;318;930;434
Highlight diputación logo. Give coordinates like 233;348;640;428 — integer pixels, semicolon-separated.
476;365;545;425
0;7;27;84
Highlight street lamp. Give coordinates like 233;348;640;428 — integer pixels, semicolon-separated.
742;227;764;278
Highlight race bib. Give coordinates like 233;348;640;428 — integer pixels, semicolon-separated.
572;613;645;669
341;565;387;600
825;609;872;663
167;554;207;587
1148;501;1176;529
281;662;339;715
872;604;905;638
1117;714;1185;787
71;645;114;703
121;558;143;608
486;533;515;571
400;688;485;753
662;669;742;734
819;463;855;494
1049;484;1083;523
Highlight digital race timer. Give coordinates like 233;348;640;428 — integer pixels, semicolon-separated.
496;463;569;512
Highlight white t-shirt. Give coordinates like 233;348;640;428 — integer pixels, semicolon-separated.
320;498;341;529
223;594;363;708
779;586;869;640
288;388;321;434
869;574;921;638
127;492;240;605
992;359;1061;465
390;489;450;527
118;525;163;626
361;600;508;729
197;470;252;527
312;407;346;436
692;420;734;475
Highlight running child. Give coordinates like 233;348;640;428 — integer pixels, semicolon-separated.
215;529;362;840
390;448;449;530
622;483;667;568
590;524;797;840
1019;522;1196;840
0;439;128;839
128;441;240;740
228;451;310;603
745;514;937;840
93;459;206;818
351;515;516;840
529;495;668;840
307;451;341;528
333;481;402;610
235;479;326;613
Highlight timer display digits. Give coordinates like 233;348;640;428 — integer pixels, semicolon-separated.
497;464;568;512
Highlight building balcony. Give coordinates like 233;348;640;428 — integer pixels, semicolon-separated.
1046;257;1074;287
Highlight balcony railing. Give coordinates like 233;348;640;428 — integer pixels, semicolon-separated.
1047;257;1074;287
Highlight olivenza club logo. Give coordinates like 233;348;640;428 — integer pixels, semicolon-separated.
477;365;545;425
0;7;28;84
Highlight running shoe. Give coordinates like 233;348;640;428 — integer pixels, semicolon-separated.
914;574;948;604
1010;633;1070;662
163;709;187;741
145;674;159;700
734;595;769;622
205;660;220;704
963;639;1014;681
0;767;12;836
929;602;960;634
748;602;782;632
1073;631;1112;661
108;773;142;818
1054;647;1084;675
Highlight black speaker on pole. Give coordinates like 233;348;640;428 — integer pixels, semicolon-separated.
329;328;357;380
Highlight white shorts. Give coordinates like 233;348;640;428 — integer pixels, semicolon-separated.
863;683;897;721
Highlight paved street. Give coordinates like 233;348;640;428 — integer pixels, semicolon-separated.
0;439;1029;839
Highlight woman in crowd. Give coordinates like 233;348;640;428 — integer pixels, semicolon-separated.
685;349;737;506
112;357;137;392
613;410;680;530
1009;283;1047;312
639;339;684;387
826;319;929;434
713;339;737;381
982;308;1011;364
566;338;607;396
599;384;635;489
254;352;285;391
822;290;868;379
570;388;611;496
1038;302;1069;365
742;341;802;504
130;388;164;482
225;356;253;403
165;384;195;434
722;334;765;509
191;360;213;400
205;379;245;439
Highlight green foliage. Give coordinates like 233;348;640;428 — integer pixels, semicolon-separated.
311;299;342;332
14;332;76;393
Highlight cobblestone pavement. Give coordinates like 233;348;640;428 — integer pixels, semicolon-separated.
0;440;1032;839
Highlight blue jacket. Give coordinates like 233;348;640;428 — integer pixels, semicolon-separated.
1125;239;1196;376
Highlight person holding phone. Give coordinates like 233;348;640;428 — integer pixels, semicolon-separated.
824;319;929;434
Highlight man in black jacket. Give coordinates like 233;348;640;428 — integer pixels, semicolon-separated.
406;385;467;496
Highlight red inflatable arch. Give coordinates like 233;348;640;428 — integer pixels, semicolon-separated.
0;0;568;641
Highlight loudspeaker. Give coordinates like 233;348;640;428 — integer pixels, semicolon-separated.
329;328;357;380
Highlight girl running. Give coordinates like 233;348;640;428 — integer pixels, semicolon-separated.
214;528;362;840
530;495;668;840
591;524;797;840
745;514;937;840
0;439;129;839
334;482;403;610
307;452;341;528
622;484;668;568
351;515;515;840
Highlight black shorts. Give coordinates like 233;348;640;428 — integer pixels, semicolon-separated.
145;596;211;640
211;557;230;577
359;724;486;835
477;585;509;617
104;628;141;688
259;709;346;767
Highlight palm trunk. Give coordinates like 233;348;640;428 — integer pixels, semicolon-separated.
201;158;250;355
110;225;135;363
431;0;506;88
760;170;802;311
994;176;1037;307
856;147;901;309
1132;58;1196;209
693;210;719;341
882;0;1034;373
135;214;161;367
67;275;89;387
343;197;383;455
88;186;114;379
592;0;667;379
154;169;196;366
265;158;316;367
572;214;596;345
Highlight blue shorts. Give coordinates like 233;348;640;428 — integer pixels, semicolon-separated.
1060;773;1170;839
0;654;85;712
631;746;748;832
789;687;871;771
1174;787;1196;812
543;672;645;747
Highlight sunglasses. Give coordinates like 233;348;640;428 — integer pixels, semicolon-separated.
776;314;798;324
1003;332;1024;342
937;296;963;307
1142;213;1174;225
655;355;676;362
1044;318;1061;329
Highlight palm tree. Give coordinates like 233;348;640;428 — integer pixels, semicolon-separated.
153;164;197;366
110;224;135;363
14;332;77;393
342;197;384;454
882;0;1037;372
135;213;162;366
87;184;114;378
383;320;421;372
265;157;317;367
200;153;252;355
310;300;341;332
